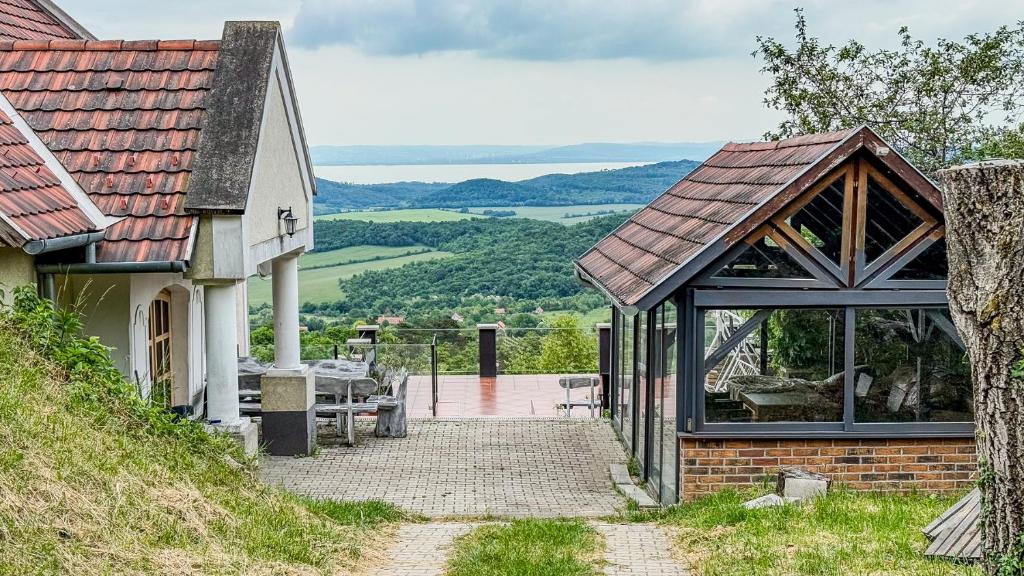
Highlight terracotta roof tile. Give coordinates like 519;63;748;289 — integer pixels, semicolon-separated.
577;128;856;307
0;107;97;244
0;39;220;262
0;1;78;41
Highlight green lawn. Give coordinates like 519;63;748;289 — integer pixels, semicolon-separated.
465;204;645;224
315;208;478;223
248;250;452;306
298;244;431;269
643;488;980;576
446;519;601;576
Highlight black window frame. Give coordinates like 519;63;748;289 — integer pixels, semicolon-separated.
680;288;974;438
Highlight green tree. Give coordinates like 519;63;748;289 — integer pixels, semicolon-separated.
755;11;1024;175
538;315;598;374
498;332;543;374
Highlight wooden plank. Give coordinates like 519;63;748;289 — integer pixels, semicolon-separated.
924;489;978;538
925;489;982;560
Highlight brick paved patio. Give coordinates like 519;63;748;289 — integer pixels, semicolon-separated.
406;374;603;418
261;418;627;517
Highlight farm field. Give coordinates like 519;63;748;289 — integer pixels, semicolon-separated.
464;203;645;224
248;249;453;306
298;244;431;268
315;208;477;223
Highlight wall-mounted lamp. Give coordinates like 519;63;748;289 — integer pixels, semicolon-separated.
278;206;299;237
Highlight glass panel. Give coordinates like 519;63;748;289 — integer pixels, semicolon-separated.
865;176;924;263
661;300;678;505
612;311;623;428
854;308;972;423
621;313;634;451
704;309;845;423
892;238;948;280
637;312;648;475
711;235;815;279
648;305;664;499
785;175;845;264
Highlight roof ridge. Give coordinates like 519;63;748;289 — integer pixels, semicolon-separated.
722;128;857;152
0;39;221;51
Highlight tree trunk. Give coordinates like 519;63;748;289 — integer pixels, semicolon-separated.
940;160;1024;573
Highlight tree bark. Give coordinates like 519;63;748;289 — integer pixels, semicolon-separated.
940;160;1024;573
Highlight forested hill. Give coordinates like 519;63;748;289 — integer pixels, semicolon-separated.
309;214;629;314
313;159;700;212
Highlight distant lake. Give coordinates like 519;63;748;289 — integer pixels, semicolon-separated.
313;162;650;184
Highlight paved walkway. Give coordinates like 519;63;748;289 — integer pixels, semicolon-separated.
595;523;689;576
370;521;688;575
377;522;477;576
261;418;627;517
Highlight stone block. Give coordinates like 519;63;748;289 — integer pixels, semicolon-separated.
261;366;315;412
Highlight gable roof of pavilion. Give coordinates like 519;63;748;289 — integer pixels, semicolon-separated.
574;126;942;311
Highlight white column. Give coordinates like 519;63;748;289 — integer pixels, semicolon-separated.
204;282;241;425
272;253;301;370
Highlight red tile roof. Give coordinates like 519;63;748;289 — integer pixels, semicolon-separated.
0;39;220;262
576;129;858;307
0;0;79;41
0;106;98;245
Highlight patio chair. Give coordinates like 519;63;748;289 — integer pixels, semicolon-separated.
558;375;600;417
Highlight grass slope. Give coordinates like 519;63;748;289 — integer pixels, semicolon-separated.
643;488;980;576
315;209;477;223
0;292;405;575
446;520;601;576
248;250;453;306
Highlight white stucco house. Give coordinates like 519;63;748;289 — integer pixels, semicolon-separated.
0;2;315;450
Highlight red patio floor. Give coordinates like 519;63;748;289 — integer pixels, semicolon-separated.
406;374;602;418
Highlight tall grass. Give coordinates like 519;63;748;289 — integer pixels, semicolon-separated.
645;488;981;576
0;288;404;575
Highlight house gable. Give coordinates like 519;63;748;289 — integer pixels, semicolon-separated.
184;21;315;217
184;21;315;281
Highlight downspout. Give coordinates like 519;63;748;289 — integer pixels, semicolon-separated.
27;231;107;302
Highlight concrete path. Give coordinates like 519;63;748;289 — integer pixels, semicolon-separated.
594;523;689;576
377;522;477;576
262;418;627;517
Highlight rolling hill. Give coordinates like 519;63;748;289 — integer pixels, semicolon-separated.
314;158;700;212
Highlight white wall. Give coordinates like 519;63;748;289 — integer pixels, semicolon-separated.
128;273;205;414
247;71;310;246
0;247;35;305
60;272;206;416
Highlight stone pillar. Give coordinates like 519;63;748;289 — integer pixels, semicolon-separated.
597;322;611;410
261;365;316;456
205;282;241;425
356;324;379;344
271;253;301;370
477;323;498;378
262;252;316;456
203;281;257;455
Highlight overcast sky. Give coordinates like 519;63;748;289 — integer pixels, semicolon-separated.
63;0;1021;146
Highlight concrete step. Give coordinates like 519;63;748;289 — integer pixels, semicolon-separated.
609;463;659;509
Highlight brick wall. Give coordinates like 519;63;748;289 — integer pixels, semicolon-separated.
680;437;976;501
